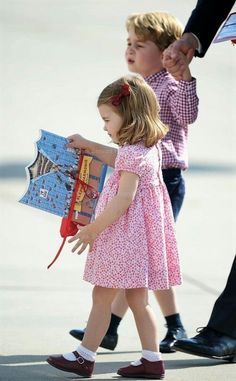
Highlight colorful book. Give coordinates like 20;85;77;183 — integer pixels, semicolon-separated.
213;12;236;44
19;130;107;226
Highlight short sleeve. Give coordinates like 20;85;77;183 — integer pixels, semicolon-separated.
115;146;143;177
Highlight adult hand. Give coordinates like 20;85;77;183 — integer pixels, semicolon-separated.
163;33;198;80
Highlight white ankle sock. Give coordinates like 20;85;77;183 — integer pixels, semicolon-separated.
142;349;162;362
63;352;77;361
76;344;96;362
62;344;96;362
131;350;162;366
131;359;142;366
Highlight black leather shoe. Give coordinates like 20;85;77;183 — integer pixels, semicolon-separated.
69;328;118;351
174;327;236;362
160;326;187;353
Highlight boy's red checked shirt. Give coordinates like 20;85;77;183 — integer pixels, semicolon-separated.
145;69;199;170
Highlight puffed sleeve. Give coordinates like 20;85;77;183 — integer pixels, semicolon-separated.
115;145;144;177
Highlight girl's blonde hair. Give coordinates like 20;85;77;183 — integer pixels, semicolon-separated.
126;12;183;51
97;75;168;148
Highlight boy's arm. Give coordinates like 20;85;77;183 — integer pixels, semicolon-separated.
181;55;193;82
167;55;199;126
67;134;118;167
69;171;139;254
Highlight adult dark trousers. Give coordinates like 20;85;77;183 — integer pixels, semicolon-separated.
207;255;236;338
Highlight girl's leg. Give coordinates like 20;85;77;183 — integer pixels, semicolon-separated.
117;289;165;379
82;286;119;352
125;288;159;352
47;286;119;378
69;288;128;350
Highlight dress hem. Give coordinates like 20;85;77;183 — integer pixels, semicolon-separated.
84;278;182;290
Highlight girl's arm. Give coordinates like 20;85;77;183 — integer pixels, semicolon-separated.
67;134;118;168
68;170;139;254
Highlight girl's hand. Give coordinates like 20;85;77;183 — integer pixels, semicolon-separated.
66;134;90;150
68;225;97;255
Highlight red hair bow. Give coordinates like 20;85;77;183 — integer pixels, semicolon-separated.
111;83;130;106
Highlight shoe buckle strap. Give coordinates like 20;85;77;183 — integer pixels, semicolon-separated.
73;351;85;364
77;356;85;365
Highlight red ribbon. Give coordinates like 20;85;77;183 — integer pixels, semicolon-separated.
111;83;130;106
47;151;99;269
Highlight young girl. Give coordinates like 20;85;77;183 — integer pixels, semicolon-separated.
47;75;181;379
70;11;199;353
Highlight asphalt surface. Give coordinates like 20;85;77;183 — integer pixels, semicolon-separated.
0;1;236;380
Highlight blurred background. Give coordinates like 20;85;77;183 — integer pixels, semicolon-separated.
1;0;235;164
0;0;236;358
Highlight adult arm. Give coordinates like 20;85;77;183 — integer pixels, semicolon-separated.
163;0;235;79
184;0;236;57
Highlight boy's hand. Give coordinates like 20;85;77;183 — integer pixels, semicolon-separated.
163;51;192;81
66;134;90;150
68;225;97;255
163;33;198;80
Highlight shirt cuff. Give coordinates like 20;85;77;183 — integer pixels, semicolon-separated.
190;33;202;54
178;77;197;97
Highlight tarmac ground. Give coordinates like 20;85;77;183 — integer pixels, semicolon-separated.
0;0;236;380
0;171;235;380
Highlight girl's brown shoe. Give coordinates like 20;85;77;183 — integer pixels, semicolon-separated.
47;351;94;378
117;358;165;379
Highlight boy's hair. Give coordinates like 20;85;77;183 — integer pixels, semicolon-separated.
97;75;168;148
126;12;183;51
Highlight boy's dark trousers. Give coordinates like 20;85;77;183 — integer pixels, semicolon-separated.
162;168;185;222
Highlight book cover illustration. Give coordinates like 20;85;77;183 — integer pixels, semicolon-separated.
213;12;236;44
19;130;107;226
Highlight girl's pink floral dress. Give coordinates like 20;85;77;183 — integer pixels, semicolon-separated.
84;142;181;290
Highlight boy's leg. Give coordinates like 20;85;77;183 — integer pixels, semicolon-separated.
155;288;178;317
111;289;129;317
106;289;129;333
159;169;187;352
154;288;187;352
